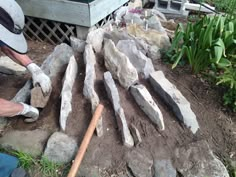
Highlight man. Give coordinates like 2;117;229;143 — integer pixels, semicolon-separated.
0;0;52;122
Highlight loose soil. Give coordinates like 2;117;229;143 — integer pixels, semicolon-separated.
0;40;235;176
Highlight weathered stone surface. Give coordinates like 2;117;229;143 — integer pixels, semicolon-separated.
134;38;161;61
127;24;171;50
104;31;133;45
30;86;51;108
124;12;145;26
43;132;78;163
148;16;166;33
0;56;26;75
161;19;178;31
146;9;167;21
117;40;155;79
77;165;100;177
70;36;86;53
126;149;153;177
174;141;229;177
12;43;73;103
130;84;164;130
149;71;199;134
86;28;105;53
154;159;176;177
0;130;50;157
130;123;142;146
11;168;28;177
83;44;103;137
0;117;8;130
60;56;78;131
104;39;138;89
128;0;142;8
104;72;134;147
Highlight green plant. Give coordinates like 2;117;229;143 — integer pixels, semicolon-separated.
39;156;62;177
167;15;232;73
11;151;36;170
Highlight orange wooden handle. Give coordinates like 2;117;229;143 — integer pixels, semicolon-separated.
67;104;104;177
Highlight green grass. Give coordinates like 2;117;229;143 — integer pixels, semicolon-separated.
0;148;71;177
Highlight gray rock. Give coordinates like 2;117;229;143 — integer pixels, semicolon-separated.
127;24;171;51
70;36;86;53
43;132;78;164
146;9;167;21
0;130;50;157
129;124;142;146
0;56;26;75
86;28;105;53
124;12;145;26
83;44;103;137
12;43;73;103
147;16;166;33
154;159;176;177
174;140;229;177
126;149;153;177
149;71;199;134
130;84;164;130
134;38;161;61
11;168;29;177
104;72;134;147
77;165;100;177
104;39;138;89
0;117;8;130
60;56;78;131
104;31;133;45
117;40;155;79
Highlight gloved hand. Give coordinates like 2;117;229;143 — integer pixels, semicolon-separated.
27;63;52;95
17;103;39;123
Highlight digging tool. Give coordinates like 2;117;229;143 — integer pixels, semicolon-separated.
67;104;104;177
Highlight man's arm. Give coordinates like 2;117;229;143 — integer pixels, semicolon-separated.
1;46;52;95
1;46;32;67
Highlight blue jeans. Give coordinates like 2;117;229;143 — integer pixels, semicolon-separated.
0;41;5;47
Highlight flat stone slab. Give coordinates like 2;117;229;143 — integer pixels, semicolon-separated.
104;71;134;147
130;84;165;130
0;130;50;157
125;149;153;177
104;39;138;89
174;140;229;177
149;71;199;134
154;159;176;177
60;56;78;131
0;56;26;75
83;44;103;137
116;40;155;79
43;132;78;164
30;86;51;108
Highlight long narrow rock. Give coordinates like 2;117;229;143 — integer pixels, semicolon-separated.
60;56;78;131
149;71;199;134
130;84;165;130
103;71;134;147
12;43;74;103
83;44;103;137
104;39;138;89
130;124;142;146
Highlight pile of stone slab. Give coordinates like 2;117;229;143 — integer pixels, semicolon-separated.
0;3;229;176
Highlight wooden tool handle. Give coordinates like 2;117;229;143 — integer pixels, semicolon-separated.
67;104;104;177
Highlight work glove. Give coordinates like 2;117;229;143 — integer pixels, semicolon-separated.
27;63;52;95
17;103;39;123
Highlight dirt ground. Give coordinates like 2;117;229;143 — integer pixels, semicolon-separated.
0;40;236;176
